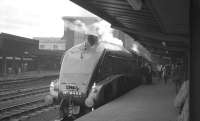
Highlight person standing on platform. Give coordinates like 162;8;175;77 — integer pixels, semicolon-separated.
146;63;153;84
158;65;163;80
141;63;152;84
141;63;147;84
161;65;167;84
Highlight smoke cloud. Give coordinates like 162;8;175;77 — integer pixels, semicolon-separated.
64;19;123;45
64;19;152;62
130;40;152;61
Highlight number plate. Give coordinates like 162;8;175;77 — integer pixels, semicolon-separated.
72;105;80;115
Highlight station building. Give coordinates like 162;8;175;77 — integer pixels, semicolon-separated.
0;33;39;75
33;37;66;71
0;33;64;76
34;37;66;51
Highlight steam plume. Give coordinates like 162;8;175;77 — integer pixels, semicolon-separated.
64;18;152;62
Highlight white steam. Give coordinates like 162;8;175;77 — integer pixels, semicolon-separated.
64;19;123;46
93;20;123;46
64;19;88;34
64;19;152;62
130;40;152;61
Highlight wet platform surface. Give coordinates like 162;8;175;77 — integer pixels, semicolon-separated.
76;81;178;121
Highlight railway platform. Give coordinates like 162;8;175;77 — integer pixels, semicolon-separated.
75;79;178;121
0;70;59;81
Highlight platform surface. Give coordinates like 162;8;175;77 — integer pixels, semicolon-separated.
76;81;178;121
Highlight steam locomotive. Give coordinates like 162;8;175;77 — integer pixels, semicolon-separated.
47;35;146;120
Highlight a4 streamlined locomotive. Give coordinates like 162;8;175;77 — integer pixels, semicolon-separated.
47;35;144;120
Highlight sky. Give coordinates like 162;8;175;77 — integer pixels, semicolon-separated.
0;0;97;38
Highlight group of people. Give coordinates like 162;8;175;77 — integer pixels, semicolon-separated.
158;64;173;84
158;65;168;84
158;63;184;84
140;62;184;85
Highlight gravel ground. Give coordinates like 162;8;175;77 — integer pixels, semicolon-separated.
0;93;47;110
18;106;60;121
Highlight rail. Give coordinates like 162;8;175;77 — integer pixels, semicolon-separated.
0;86;49;102
0;98;51;121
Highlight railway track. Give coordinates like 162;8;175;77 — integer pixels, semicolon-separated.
0;88;11;93
0;75;59;120
0;86;49;102
0;75;58;86
0;87;54;121
0;77;38;85
0;98;53;121
0;76;58;92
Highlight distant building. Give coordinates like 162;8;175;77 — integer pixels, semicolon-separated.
34;37;66;50
62;16;100;50
0;33;39;75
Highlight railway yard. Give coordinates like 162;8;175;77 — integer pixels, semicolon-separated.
0;72;182;121
0;71;60;121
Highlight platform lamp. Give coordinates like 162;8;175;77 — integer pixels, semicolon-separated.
126;0;143;10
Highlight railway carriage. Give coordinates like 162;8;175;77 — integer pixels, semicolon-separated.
48;37;144;119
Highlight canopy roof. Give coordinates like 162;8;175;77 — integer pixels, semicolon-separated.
70;0;190;61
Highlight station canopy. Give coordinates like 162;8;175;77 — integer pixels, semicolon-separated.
70;0;190;64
